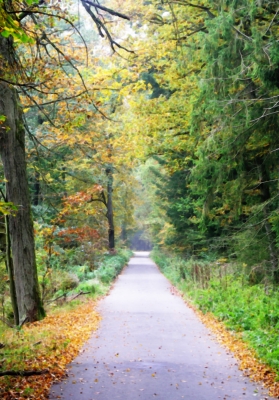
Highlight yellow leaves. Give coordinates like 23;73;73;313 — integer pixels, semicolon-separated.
0;201;18;216
44;172;54;183
56;88;65;94
131;80;148;93
217;258;228;263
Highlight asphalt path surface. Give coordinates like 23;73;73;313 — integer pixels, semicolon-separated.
49;252;273;400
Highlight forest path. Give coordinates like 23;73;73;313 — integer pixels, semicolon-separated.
49;252;273;400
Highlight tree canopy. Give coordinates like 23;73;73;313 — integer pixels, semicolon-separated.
1;0;279;324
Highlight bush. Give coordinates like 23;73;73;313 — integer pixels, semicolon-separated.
60;273;79;291
40;270;79;301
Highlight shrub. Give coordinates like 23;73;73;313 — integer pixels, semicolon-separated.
60;273;79;291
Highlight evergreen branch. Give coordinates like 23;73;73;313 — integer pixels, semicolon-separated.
167;1;216;18
232;26;252;41
176;26;207;40
264;7;279;35
250;109;279;122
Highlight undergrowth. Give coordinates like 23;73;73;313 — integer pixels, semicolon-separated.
151;248;279;375
48;248;133;301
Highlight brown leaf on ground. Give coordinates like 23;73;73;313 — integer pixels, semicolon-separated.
186;301;279;398
0;300;101;399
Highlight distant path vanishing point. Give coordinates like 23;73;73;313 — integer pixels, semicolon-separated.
49;251;273;400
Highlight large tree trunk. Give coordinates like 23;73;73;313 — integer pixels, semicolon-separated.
5;214;19;325
0;36;45;323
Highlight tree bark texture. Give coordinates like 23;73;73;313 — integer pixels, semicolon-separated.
5;214;19;325
0;36;45;323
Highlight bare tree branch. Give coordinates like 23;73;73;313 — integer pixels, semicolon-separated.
81;1;130;20
0;369;49;377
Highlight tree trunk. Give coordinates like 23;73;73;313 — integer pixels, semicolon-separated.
33;168;41;206
263;208;278;278
0;36;45;323
121;223;127;242
106;166;115;250
5;214;19;325
258;161;278;281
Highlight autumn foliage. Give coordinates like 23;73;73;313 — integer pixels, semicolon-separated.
1;0;279;397
57;226;100;244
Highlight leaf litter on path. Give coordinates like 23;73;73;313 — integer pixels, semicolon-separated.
0;300;101;400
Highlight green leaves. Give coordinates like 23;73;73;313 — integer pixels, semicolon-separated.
25;0;39;5
0;201;18;216
1;26;34;43
0;2;34;43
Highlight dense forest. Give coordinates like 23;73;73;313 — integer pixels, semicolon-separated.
1;0;279;397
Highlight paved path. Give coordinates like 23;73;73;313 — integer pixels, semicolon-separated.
50;252;273;400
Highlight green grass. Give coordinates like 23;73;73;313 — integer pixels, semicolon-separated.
95;250;131;283
151;249;279;374
72;248;132;295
